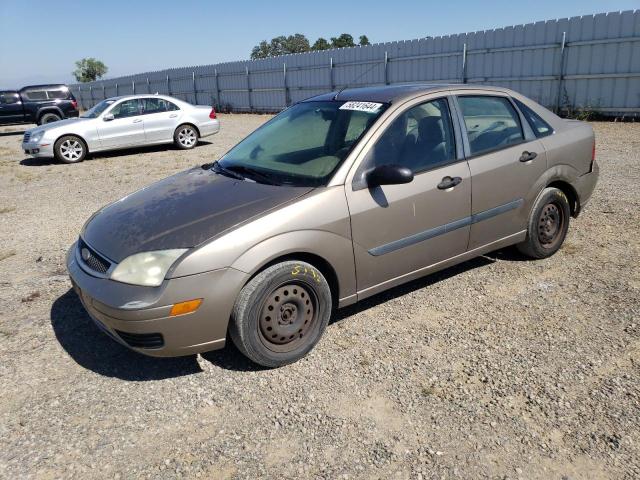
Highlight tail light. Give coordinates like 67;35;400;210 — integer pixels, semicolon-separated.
209;107;217;119
71;99;78;110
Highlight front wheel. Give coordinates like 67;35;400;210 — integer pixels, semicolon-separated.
229;261;332;368
517;187;570;259
173;124;198;150
54;135;87;163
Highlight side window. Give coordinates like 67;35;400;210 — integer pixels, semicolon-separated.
110;99;141;119
141;98;167;114
365;98;456;173
166;101;180;111
458;96;524;155
21;89;47;101
0;93;20;104
513;98;554;138
46;89;69;99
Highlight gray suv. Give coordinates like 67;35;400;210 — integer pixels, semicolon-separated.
67;84;598;367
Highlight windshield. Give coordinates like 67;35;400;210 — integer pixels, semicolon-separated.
218;100;387;186
81;99;116;118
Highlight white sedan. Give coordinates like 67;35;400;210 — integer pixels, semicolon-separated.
22;94;220;163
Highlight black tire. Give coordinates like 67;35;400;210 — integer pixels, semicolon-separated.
39;113;62;125
517;187;570;259
229;261;332;368
173;124;198;150
53;135;87;164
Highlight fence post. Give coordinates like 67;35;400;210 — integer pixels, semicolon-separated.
89;85;94;106
246;67;252;112
166;75;171;95
461;43;468;84
283;63;290;107
146;77;150;93
555;31;567;114
329;57;334;90
132;80;136;95
192;71;197;104
102;84;105;100
384;51;389;85
115;83;119;96
214;68;220;109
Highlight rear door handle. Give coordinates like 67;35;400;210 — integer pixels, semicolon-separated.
169;114;178;118
132;118;142;123
437;176;462;190
519;151;537;162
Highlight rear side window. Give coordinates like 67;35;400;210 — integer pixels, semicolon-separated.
0;92;20;104
141;98;168;114
46;89;69;99
513;98;554;138
166;101;179;111
21;89;48;101
457;96;524;155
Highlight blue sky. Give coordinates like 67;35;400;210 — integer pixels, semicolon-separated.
0;0;637;88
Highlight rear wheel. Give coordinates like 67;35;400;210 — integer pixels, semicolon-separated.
39;113;61;125
229;261;332;368
54;135;87;163
517;187;570;259
173;124;198;149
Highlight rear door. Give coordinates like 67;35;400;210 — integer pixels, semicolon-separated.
453;93;547;249
0;92;24;123
96;99;146;148
140;98;181;142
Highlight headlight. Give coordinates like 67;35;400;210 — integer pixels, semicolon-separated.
110;249;187;287
30;131;45;143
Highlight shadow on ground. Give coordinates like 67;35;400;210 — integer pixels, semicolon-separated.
20;140;213;167
0;130;25;137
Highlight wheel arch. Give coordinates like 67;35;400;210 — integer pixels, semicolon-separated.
175;122;200;138
546;180;580;217
37;106;64;122
54;133;90;154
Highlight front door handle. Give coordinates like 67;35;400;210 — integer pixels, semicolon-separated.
437;176;462;190
132;118;142;123
519;151;537;162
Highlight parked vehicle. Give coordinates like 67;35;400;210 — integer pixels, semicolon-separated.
22;94;220;163
67;84;598;367
0;84;78;126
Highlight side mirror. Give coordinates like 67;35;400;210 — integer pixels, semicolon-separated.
103;113;114;121
367;164;414;187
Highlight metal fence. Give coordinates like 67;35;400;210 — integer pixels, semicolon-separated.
71;10;640;116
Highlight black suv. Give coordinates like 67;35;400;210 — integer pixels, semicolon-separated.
0;84;79;126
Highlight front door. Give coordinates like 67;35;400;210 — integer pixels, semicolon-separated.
346;97;471;296
0;92;24;123
455;94;547;249
97;98;146;148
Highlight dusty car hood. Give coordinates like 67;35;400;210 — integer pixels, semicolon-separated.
82;167;314;262
29;117;86;134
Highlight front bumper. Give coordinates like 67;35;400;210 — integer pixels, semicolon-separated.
22;141;54;158
66;242;249;357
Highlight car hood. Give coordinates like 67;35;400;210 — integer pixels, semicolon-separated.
29;117;87;134
82;167;314;263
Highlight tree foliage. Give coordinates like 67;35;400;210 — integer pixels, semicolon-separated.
72;58;108;83
251;33;371;59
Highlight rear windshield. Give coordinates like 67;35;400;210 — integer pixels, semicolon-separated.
219;100;387;187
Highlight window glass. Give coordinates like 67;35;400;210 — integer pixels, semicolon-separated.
141;98;168;114
22;89;47;101
365;98;456;173
514;98;553;138
0;93;20;104
166;101;180;111
110;99;141;119
458;96;524;155
81;99;115;118
219;101;386;186
46;89;68;99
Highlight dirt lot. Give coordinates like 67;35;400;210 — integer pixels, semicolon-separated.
0;116;638;479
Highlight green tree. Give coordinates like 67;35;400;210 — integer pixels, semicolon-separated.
250;34;311;59
72;58;108;82
311;37;331;51
359;35;371;46
330;34;355;48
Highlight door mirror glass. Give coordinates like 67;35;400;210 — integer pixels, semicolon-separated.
103;113;114;121
367;164;414;187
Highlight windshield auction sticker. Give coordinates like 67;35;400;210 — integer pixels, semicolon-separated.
339;101;383;113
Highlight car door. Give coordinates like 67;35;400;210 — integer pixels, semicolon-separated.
0;92;24;123
454;93;547;250
140;98;181;142
345;96;471;296
96;98;146;148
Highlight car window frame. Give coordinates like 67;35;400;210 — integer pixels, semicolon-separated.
512;98;555;138
351;95;464;190
140;97;168;115
452;93;536;159
107;98;142;119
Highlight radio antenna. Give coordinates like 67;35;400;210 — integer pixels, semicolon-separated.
333;59;385;100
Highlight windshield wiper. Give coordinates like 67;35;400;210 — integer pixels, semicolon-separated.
211;160;245;181
225;165;281;186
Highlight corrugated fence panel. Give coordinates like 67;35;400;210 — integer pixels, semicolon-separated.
70;10;639;116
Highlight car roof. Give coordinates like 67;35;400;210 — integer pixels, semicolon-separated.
305;83;514;104
19;84;69;91
101;94;182;102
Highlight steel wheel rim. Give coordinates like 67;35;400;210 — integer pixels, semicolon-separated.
538;202;564;248
60;139;83;161
258;282;317;353
178;128;196;147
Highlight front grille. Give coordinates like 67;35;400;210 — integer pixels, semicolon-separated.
23;132;31;142
78;238;111;274
115;330;164;349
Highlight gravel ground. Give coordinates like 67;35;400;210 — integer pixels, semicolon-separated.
0;117;638;480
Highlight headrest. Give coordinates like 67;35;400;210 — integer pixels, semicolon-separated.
418;116;444;145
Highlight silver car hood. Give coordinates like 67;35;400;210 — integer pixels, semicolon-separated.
29;117;88;134
82;167;314;263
